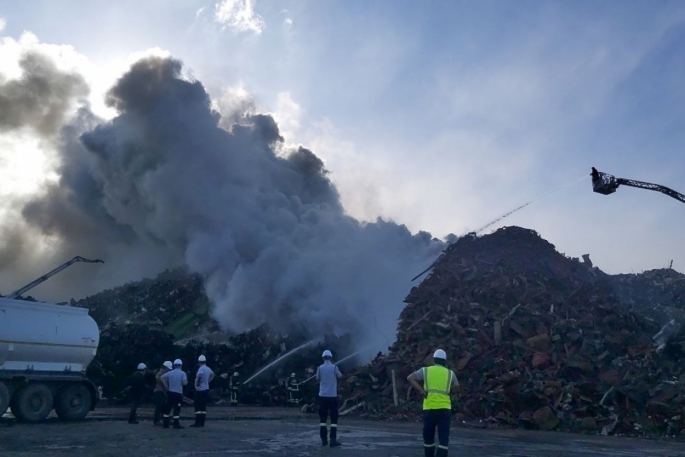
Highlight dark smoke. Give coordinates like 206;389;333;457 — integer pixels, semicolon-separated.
0;52;89;137
11;55;444;344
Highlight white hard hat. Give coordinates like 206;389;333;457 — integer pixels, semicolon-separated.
291;373;296;377
322;350;332;358
163;361;173;370
198;355;206;362
137;363;147;370
433;349;447;359
174;359;183;366
233;372;239;376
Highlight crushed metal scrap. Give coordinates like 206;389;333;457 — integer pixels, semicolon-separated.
337;227;685;437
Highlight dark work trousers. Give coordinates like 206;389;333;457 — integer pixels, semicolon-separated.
163;392;183;428
423;409;451;457
318;396;339;445
193;390;208;426
128;398;141;423
153;391;166;424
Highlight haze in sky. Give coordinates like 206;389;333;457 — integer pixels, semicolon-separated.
1;0;684;304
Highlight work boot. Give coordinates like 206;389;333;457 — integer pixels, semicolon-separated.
200;415;206;426
173;423;185;429
320;424;327;445
424;445;436;457
163;417;170;429
329;427;340;447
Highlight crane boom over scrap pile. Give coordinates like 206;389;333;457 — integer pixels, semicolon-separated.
591;167;685;205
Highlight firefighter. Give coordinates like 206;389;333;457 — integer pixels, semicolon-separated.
191;355;215;427
286;373;300;406
229;372;240;406
406;349;459;457
128;363;148;424
161;359;188;429
153;361;172;426
316;350;342;447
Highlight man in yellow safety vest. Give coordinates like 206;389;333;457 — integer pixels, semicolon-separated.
407;349;459;457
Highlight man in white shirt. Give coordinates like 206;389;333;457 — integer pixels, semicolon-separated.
191;355;215;427
161;359;188;429
316;350;342;447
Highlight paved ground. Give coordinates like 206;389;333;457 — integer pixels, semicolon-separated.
1;407;684;456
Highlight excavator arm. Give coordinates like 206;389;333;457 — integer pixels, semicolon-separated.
5;256;104;299
591;167;685;205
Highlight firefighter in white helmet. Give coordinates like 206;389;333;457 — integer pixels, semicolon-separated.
191;355;215;427
153;361;173;426
161;359;188;429
407;349;459;457
316;349;342;447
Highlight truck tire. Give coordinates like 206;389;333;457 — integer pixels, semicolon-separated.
12;383;53;423
55;384;92;420
0;382;9;417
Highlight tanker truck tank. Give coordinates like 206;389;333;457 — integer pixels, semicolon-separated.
0;257;103;423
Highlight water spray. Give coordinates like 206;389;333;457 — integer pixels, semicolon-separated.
411;173;590;281
243;339;316;386
299;345;374;385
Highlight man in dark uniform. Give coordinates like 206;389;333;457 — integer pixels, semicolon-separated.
229;372;240;406
287;373;300;406
128;363;148;424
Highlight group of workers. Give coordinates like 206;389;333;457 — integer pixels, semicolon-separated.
127;347;458;456
128;355;215;429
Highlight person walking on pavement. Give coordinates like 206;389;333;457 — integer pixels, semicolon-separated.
153;361;173;426
128;363;148;424
191;355;215;427
161;359;188;429
316;349;342;447
407;349;459;457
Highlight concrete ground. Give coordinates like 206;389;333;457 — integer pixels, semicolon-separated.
1;406;684;457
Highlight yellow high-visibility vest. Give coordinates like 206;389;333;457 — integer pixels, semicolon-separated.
422;365;452;410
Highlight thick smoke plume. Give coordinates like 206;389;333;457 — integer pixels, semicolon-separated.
6;54;444;344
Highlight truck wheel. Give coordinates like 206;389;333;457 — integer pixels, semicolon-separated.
0;382;9;417
12;383;53;423
55;384;92;420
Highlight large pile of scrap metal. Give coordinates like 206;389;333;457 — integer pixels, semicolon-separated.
339;227;685;436
610;268;685;326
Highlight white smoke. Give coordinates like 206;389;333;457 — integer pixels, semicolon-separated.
3;52;444;346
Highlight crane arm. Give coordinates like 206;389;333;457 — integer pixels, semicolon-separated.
6;256;104;299
591;167;685;205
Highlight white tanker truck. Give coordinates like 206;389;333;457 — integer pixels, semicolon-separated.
0;257;103;423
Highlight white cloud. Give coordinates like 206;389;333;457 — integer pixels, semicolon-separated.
215;0;265;35
196;7;206;18
284;18;293;29
0;17;6;32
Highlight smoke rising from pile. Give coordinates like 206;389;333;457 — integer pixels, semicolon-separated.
2;53;444;343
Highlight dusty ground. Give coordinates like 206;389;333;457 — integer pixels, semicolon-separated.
1;406;684;456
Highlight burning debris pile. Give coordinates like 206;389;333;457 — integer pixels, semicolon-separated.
88;321;355;406
74;269;215;339
339;227;685;436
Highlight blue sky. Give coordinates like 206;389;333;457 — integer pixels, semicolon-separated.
1;0;684;276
